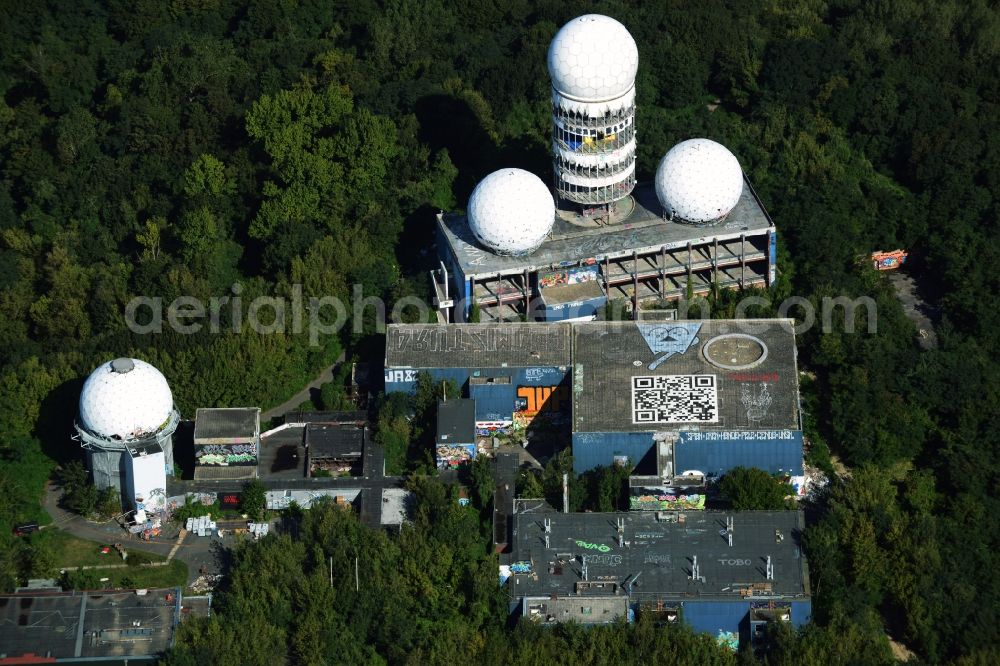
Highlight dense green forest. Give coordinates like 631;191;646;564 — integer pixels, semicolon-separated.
1;0;999;663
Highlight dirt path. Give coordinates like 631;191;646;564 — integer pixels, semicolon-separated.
888;272;938;350
261;351;346;421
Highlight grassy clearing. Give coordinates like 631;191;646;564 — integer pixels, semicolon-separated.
65;560;189;591
110;560;188;589
36;528;166;569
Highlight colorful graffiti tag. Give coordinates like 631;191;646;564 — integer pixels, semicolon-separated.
475;421;513;437
728;372;779;382
582;554;622;566
195;443;258;466
629;494;706;511
515;385;568;415
716;630;739;651
436;443;476;469
637;322;702;370
539;264;599;289
514;384;569;429
575;540;611;553
510;561;532;574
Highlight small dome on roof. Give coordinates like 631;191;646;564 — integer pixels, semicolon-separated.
468;169;555;256
655;139;744;223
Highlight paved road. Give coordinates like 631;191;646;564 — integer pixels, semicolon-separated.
42;481;223;585
42;481;174;558
261;351;346;421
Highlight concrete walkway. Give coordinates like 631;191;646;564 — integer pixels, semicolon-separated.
261;351;345;421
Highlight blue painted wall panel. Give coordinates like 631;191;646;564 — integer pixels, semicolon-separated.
470;383;517;421
682;601;748;639
572;432;653;474
675;431;803;476
385;366;570;397
768;230;777;286
384;367;472;394
542;295;607;322
790;600;812;628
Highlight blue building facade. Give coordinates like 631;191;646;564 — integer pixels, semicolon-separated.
385;321;805;490
680;599;812;649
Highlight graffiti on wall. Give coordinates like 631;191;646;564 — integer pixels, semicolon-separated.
539;264;599;289
136;487;167;512
522;367;564;382
716;630;739;651
516;385;567;413
629;494;706;511
436;443;476;469
514;385;568;428
679;430;798;442
385;369;418;384
195;443;258;466
164;492;216;517
476;421;513;437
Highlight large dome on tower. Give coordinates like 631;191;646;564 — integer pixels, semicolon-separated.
78;358;175;441
655;139;744;223
468;169;555;256
547;15;638;102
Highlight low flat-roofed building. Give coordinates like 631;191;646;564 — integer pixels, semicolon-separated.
0;587;207;662
507;509;810;645
522;595;629;625
384;323;572;382
436;399;476;469
383;321;804;489
384;323;573;438
193;407;260;481
282;410;367;425
304;422;366;477
571;320;803;483
432;181;777;323
124;440;166;513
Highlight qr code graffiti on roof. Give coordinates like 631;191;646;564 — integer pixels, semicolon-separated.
632;375;718;424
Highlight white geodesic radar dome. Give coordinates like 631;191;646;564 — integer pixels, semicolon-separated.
655;139;744;223
468;168;555;256
547;15;638;102
78;358;175;441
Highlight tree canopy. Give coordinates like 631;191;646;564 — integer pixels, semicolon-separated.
1;0;999;661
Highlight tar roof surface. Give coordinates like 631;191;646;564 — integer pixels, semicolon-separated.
510;511;808;601
437;399;476;442
572;320;799;433
306;423;365;458
386;323;571;369
193;407;260;442
0;589;187;660
439;180;773;278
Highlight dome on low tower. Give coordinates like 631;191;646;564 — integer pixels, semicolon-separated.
78;358;175;441
655;139;744;223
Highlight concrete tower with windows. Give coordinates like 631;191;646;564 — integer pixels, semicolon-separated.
547;15;639;208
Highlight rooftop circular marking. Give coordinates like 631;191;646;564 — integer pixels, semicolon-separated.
702;333;768;370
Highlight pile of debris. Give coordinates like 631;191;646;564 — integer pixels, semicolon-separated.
247;522;269;540
189;574;223;594
185;515;217;537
